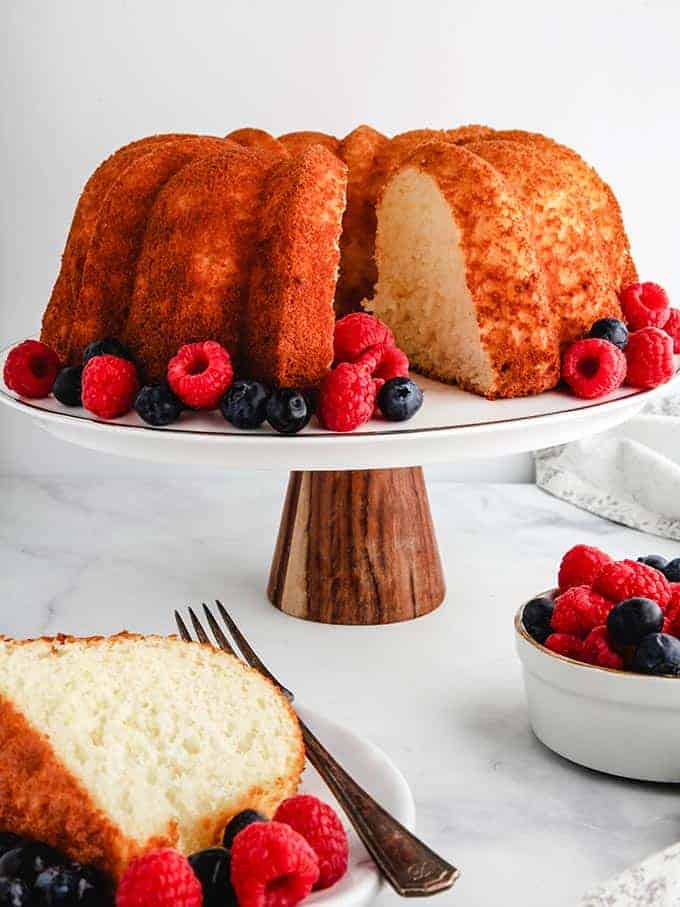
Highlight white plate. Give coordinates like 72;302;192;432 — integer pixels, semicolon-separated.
2;343;677;470
293;706;416;907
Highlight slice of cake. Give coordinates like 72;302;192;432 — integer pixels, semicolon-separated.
69;135;233;364
243;145;347;387
0;633;303;879
41;133;185;362
367;140;560;398
123;146;274;381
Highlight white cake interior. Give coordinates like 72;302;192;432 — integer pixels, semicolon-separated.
368;166;493;394
0;636;300;855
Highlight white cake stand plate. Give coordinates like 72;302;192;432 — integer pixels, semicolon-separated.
3;344;677;625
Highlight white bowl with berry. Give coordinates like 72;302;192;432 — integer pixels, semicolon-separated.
515;545;680;782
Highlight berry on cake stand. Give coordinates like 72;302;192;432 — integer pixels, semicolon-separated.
2;302;679;626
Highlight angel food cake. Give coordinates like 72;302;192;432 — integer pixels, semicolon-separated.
0;633;303;879
5;123;674;435
40;124;636;399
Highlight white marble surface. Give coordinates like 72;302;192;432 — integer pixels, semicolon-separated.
1;472;679;906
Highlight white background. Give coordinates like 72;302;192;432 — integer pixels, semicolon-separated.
1;0;679;479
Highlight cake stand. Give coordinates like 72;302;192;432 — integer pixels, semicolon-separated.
3;344;677;625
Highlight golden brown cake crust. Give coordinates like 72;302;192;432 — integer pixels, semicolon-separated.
0;687;139;880
0;633;304;880
244;146;347;387
466;138;622;346
446;124;495;143
225;128;289;158
69;136;234;364
396;141;560;398
124;147;275;381
479;129;636;292
40;134;186;361
335;125;389;316
278;131;340;156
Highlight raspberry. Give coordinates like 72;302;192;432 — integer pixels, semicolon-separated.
231;821;319;907
561;338;626;399
663;308;680;353
620;282;670;330
3;340;60;398
353;343;410;414
81;355;139;419
116;848;202;907
167;341;233;410
545;633;585;660
333;313;395;364
593;559;672;607
664;585;680;636
625;327;675;389
374;345;409;382
558;544;612;590
582;626;624;670
273;795;349;891
318;362;376;432
551;586;612;637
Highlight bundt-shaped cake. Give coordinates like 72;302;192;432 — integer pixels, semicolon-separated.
0;633;303;879
41;124;634;399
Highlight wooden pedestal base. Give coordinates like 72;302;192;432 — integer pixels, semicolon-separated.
268;467;445;625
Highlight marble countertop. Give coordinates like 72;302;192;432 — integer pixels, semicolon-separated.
1;472;678;906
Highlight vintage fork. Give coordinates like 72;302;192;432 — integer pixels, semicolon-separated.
175;601;459;898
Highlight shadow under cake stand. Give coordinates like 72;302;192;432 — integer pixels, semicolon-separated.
3;345;676;626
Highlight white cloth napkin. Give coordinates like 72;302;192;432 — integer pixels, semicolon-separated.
579;842;680;906
535;387;680;541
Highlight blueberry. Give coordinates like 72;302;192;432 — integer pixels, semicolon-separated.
82;338;133;365
53;367;83;407
527;624;552;645
33;864;105;906
377;378;423;422
188;848;236;907
637;554;668;572
588;318;629;350
220;380;270;429
607;597;664;647
134;384;182;426
632;633;680;676
663;558;680;583
222;810;266;848
0;837;23;861
265;390;311;434
0;877;30;907
0;843;63;886
522;596;554;643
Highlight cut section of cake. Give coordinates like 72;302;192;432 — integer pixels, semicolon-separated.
335;125;389;316
0;633;303;880
244;146;347;387
367;141;560;398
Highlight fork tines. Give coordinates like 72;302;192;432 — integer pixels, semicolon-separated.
175;602;294;701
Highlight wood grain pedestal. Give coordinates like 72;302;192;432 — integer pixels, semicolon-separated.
268;467;445;625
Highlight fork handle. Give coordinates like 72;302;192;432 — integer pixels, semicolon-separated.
299;720;459;897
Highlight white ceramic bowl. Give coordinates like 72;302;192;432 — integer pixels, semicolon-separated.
515;597;680;783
